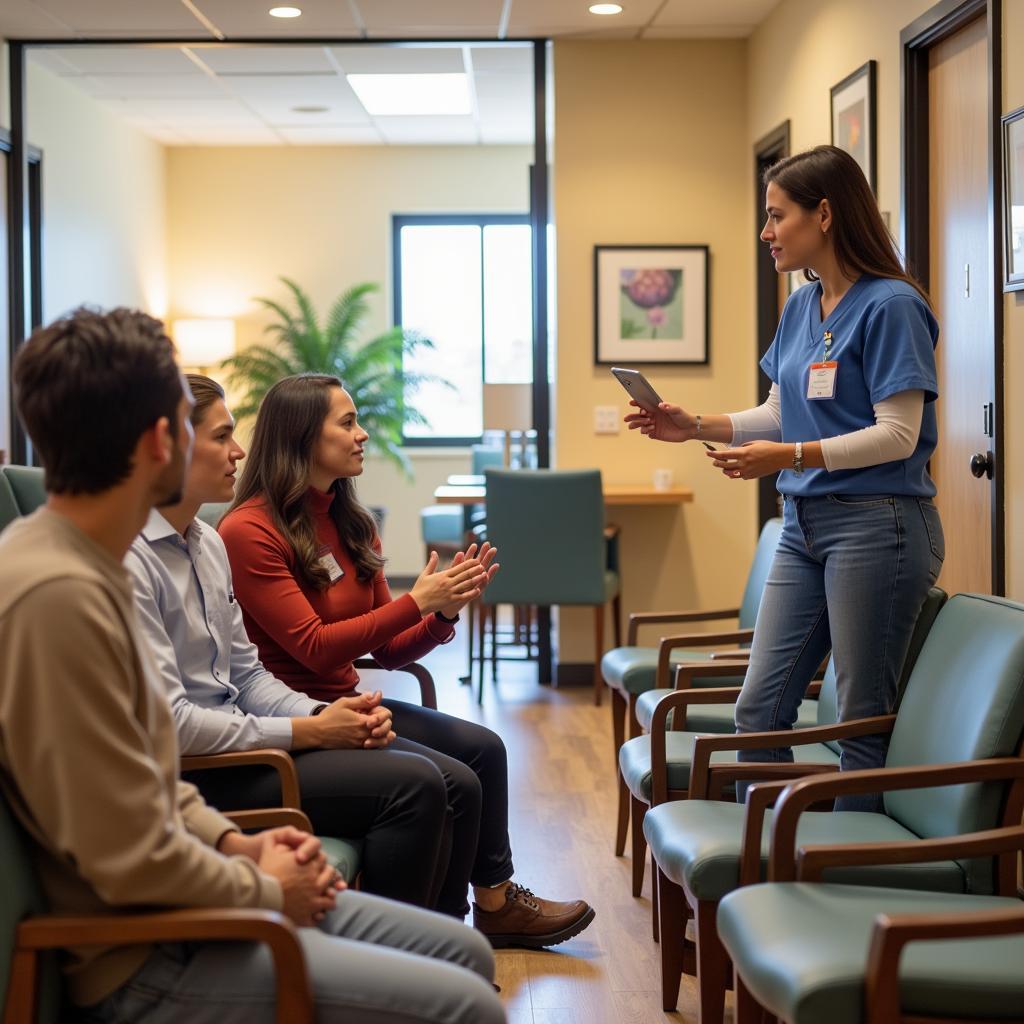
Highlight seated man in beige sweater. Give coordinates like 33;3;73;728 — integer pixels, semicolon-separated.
0;307;503;1024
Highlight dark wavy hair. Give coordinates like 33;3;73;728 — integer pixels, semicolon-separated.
765;145;931;305
228;373;384;587
13;307;182;494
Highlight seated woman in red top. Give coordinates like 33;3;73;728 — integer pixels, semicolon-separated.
220;373;594;949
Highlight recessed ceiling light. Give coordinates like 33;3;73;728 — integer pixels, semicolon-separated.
589;3;623;13
347;73;472;117
269;6;302;17
292;105;329;114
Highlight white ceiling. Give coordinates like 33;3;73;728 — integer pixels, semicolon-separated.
3;1;782;146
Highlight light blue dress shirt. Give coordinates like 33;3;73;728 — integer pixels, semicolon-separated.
126;510;324;755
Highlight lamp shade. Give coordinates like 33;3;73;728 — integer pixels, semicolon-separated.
482;382;532;431
173;319;236;368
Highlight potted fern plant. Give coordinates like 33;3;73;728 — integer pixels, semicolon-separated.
221;277;438;476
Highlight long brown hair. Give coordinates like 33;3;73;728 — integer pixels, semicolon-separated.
764;145;931;305
228;373;385;587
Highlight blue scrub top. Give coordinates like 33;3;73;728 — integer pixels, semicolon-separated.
760;275;939;498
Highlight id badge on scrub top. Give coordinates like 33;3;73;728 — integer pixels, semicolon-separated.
316;546;345;583
807;361;838;400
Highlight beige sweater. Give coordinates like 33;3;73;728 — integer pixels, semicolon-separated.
0;509;283;1007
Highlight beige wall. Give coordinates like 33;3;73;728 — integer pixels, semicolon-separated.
553;40;754;662
25;61;167;321
1003;0;1024;598
166;144;531;573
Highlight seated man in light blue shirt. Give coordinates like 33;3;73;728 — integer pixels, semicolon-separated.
126;375;451;911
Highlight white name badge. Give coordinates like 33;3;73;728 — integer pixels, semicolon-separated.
316;550;345;583
807;360;838;400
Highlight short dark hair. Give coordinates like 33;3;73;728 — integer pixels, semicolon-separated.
185;373;226;428
13;307;184;495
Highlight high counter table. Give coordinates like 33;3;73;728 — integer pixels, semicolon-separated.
433;482;694;506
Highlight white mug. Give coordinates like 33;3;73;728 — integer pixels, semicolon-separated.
653;468;674;491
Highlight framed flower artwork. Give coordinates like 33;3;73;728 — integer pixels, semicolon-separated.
593;244;709;365
831;60;877;192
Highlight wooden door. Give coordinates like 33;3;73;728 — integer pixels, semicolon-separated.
927;14;992;594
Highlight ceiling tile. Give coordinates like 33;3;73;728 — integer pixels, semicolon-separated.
640;24;750;38
479;119;533;144
29;0;211;36
190;45;335;74
223;74;370;123
375;114;479;144
351;0;503;34
193;0;360;38
105;96;263;124
504;0;663;35
75;73;225;100
28;45;201;74
329;45;466;74
278;123;385;144
0;1;75;38
179;124;283;144
468;44;533;73
652;0;781;31
473;72;532;121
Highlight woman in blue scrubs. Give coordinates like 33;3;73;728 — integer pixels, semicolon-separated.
626;145;943;811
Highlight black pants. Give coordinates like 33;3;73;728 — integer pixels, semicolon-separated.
184;700;513;917
384;699;514;916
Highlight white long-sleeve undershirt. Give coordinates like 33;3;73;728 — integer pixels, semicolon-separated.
726;384;925;471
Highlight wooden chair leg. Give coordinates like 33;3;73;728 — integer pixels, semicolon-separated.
593;604;605;706
612;591;622;647
695;899;730;1024
612;689;629;856
490;604;498;681
657;867;687;1012
735;971;767;1024
461;599;474;685
476;603;487;705
4;948;39;1021
651;847;660;942
630;795;648;897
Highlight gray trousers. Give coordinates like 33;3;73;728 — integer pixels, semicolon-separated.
79;891;505;1024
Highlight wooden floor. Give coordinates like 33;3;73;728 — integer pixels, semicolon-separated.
371;621;703;1023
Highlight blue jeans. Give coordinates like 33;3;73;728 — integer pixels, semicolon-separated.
734;493;944;812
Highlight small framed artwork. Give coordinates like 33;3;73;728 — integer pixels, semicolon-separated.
1002;104;1024;292
831;60;877;193
593;244;709;365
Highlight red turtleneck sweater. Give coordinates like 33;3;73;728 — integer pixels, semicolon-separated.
218;489;454;702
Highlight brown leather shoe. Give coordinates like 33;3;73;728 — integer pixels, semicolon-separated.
472;883;595;949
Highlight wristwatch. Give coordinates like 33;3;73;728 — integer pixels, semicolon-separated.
793;441;805;474
435;610;460;624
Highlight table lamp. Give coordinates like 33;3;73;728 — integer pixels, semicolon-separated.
482;382;532;466
172;318;236;373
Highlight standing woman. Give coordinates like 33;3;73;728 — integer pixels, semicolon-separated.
627;145;944;811
219;373;594;946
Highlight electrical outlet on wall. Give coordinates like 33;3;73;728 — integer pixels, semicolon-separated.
594;406;620;435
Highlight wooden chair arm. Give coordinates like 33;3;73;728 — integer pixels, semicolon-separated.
655;633;754;689
740;781;791;885
689;715;897;800
181;748;301;809
769;757;1024;883
708;650;751;661
14;909;312;1024
647;686;745;805
866;899;1024;1021
354;658;437;710
672;660;751;694
227;808;313;832
706;762;839;801
627;608;740;645
799;823;1024;882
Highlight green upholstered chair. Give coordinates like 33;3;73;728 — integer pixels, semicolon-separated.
643;593;1024;1024
603;518;782;857
0;788;314;1024
1;465;46;515
718;821;1024;1024
196;501;231;528
0;472;20;533
619;587;946;901
480;468;621;705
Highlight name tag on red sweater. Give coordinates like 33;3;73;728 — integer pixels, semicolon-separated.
316;546;345;583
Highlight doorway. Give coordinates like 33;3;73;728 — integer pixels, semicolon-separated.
901;0;1003;595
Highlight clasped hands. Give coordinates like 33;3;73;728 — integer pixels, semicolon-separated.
218;826;344;926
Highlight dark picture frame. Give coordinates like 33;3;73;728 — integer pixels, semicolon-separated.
1002;104;1024;292
830;60;877;193
593;244;709;366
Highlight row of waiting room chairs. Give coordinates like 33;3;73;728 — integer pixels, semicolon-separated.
601;517;1024;1024
0;464;441;1022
